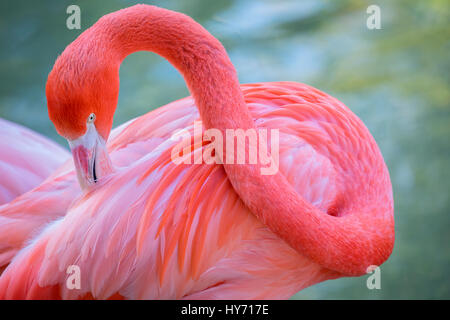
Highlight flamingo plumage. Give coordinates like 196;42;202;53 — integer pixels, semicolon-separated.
0;118;69;205
0;119;69;273
0;5;394;299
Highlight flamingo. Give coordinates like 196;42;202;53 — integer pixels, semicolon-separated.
0;5;394;299
0;118;69;205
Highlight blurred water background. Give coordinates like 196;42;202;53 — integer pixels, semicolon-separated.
0;0;449;299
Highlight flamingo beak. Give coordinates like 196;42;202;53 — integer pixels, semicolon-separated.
68;123;113;190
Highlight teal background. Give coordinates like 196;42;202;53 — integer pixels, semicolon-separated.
0;0;449;299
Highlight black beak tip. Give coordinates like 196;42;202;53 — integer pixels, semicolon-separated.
93;157;98;183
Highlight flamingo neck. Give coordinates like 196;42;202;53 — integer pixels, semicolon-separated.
98;5;254;133
64;5;394;276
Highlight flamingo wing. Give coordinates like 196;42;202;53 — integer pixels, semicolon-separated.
0;118;70;205
0;95;199;272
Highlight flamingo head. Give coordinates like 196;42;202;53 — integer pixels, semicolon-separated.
65;115;114;190
46;53;118;190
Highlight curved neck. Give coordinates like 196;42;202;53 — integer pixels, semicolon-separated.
65;5;394;276
94;5;254;133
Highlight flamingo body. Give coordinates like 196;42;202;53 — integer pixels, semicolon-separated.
0;82;390;299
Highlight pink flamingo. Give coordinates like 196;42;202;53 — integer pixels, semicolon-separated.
0;5;394;299
0;118;69;205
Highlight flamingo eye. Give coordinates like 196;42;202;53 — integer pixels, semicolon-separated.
87;113;96;123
